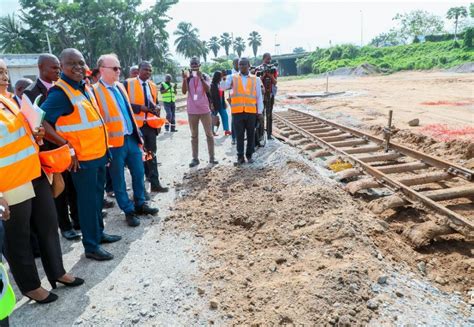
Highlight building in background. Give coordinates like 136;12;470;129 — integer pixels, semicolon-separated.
0;54;40;91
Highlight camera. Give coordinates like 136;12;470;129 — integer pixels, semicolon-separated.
254;63;278;77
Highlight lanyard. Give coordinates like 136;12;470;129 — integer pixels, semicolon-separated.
193;76;199;94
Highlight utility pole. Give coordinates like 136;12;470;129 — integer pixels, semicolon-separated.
46;32;52;54
360;10;364;47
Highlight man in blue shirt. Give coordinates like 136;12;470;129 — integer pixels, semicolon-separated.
41;48;121;261
93;54;158;227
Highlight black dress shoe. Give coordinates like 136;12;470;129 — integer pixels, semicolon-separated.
85;247;114;261
103;198;115;209
209;158;218;165
23;292;58;304
246;156;255;164
171;129;178;132
151;185;169;193
100;233;122;244
135;203;159;216
125;212;140;227
234;157;245;166
50;277;84;289
189;158;200;167
267;135;274;140
61;229;81;240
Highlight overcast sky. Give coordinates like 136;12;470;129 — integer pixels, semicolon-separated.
2;0;472;64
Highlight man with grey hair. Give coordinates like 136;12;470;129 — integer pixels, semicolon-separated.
13;78;33;107
129;65;139;78
93;53;158;227
160;74;177;132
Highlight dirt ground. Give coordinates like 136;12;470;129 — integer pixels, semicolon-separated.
8;71;474;326
167;142;473;326
277;71;474;165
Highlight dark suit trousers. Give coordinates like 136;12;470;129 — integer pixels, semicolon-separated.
141;124;160;188
71;165;106;253
3;176;66;293
54;170;80;231
233;113;257;158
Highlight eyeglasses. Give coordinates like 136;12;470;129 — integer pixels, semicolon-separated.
103;66;121;72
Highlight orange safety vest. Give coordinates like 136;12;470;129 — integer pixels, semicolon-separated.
54;78;108;161
230;74;258;114
93;81;140;148
0;95;41;192
125;78;162;128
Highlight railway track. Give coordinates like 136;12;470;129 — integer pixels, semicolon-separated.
273;109;474;239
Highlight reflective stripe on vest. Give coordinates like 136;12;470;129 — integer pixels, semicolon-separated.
93;83;125;147
54;79;107;161
0;144;37;168
0;95;41;192
230;75;257;114
161;82;176;103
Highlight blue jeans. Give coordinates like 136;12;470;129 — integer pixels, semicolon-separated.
71;163;106;253
109;135;145;214
215;108;230;132
164;102;176;131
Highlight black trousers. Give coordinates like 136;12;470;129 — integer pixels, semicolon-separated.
233;113;257;159
3;176;66;293
54;170;80;231
264;95;275;137
141;124;160;188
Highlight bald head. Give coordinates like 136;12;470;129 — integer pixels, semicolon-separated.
14;78;33;97
59;48;86;82
38;53;60;83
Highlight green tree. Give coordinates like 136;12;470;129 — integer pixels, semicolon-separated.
370;28;405;47
201;40;209;62
447;6;468;40
208;36;220;57
247;31;262;57
219;32;232;57
174;22;202;59
393;10;444;43
7;0;178;75
470;3;474;17
233;36;246;57
0;14;31;53
293;47;305;54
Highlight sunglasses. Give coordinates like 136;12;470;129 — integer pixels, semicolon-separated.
103;66;121;72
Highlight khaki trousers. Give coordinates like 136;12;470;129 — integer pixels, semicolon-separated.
188;112;215;160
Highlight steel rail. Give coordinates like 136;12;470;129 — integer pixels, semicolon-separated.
274;110;474;236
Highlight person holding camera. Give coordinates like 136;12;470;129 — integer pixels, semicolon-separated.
258;53;278;140
124;61;169;194
160;74;178;133
221;57;263;165
182;57;218;168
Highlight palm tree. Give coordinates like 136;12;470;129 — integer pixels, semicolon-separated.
233;37;246;58
447;6;468;40
248;31;262;58
174;22;202;59
208;36;220;57
201;40;209;62
219;32;232;57
0;14;30;53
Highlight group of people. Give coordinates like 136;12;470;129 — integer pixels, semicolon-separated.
183;53;277;166
0;48;276;324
